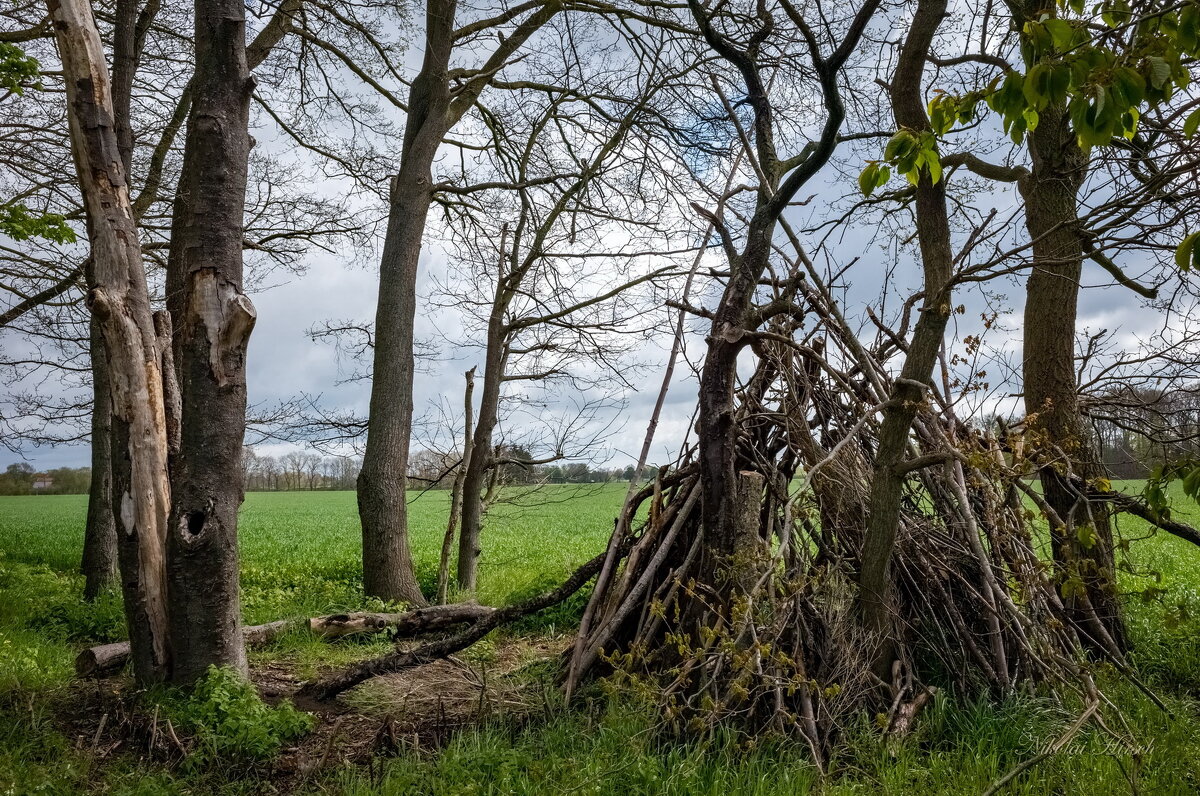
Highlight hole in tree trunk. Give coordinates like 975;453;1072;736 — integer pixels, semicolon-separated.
186;510;206;536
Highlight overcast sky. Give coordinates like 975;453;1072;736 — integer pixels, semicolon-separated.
4;5;1184;476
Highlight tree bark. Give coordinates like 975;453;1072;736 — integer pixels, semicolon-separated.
438;367;475;603
1014;1;1127;658
82;316;117;601
81;0;148;603
357;0;456;605
163;0;256;684
857;0;955;673
48;0;172;684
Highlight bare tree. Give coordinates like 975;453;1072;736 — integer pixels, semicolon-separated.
357;0;567;605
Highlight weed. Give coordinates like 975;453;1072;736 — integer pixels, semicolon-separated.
157;666;314;766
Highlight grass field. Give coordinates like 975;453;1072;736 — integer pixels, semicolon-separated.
1;481;1199;794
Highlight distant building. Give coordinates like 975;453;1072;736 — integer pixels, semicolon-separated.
31;474;53;491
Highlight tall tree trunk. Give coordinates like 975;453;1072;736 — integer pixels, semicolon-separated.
48;0;172;684
1020;110;1127;657
163;0;255;683
81;0;146;602
857;0;954;675
357;0;456;605
1014;2;1127;658
82;316;117;601
437;367;475;603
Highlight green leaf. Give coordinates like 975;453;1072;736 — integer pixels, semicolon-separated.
1023;107;1040;131
1043;18;1076;51
1180;4;1200;55
926;153;942;184
1049;62;1072;104
1113;66;1145;107
859;163;880;196
1147;56;1171;90
0;204;76;244
1184;106;1200;138
876;164;891;190
858;163;879;196
884;131;914;162
1023;63;1051;110
1175;231;1200;271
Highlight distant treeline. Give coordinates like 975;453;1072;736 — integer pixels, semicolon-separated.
242;446;636;492
0;463;91;495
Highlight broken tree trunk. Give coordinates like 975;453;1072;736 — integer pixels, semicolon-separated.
438;367;476;603
48;0;173;685
81;0;155;606
163;0;256;685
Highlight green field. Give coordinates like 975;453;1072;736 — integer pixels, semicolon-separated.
2;482;1200;794
0;484;623;621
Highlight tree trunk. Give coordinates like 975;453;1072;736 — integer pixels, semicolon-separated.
1019;108;1127;657
82;317;117;601
1014;1;1127;658
48;0;172;684
161;0;257;684
358;0;456;605
80;0;146;603
857;0;955;673
438;367;475;603
697;223;774;575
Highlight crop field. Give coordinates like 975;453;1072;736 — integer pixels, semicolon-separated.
0;483;625;618
1;482;1200;794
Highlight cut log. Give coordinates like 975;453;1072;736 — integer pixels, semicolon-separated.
75;642;133;679
75;605;495;677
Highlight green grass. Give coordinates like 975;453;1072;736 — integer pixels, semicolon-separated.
1;481;1199;794
0;484;622;620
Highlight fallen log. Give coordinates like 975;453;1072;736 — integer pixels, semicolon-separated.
75;605;495;678
299;548;614;701
307;605;495;638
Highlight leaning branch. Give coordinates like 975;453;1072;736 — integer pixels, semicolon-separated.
299;548;614;701
1094;489;1200;548
0;259;86;328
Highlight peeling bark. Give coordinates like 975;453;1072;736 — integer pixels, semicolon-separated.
81;0;151;604
48;0;172;684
